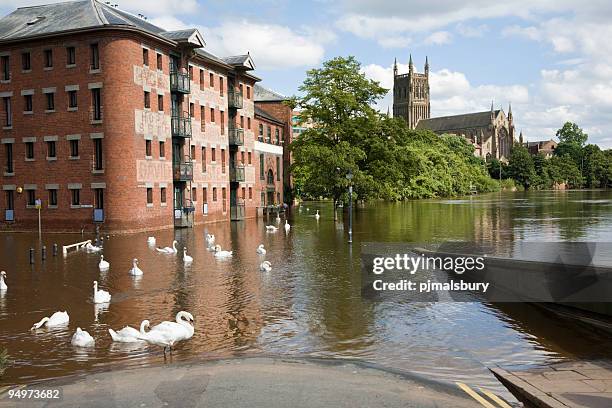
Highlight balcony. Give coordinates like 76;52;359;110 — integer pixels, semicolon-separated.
230;165;245;183
228;90;243;109
230;202;245;221
171;115;192;138
173;160;193;181
228;127;244;146
170;70;190;93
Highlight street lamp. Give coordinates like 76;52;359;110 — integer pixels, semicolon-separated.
346;169;353;244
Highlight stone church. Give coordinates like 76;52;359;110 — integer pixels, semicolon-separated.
393;55;517;162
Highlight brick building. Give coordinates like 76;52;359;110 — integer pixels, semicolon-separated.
0;0;282;232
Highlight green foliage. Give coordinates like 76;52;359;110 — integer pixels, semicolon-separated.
556;121;588;147
508;145;537;189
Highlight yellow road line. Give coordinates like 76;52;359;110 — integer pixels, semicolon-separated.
479;388;512;408
456;382;497;408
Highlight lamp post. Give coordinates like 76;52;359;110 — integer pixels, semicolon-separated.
35;198;42;241
346;169;353;244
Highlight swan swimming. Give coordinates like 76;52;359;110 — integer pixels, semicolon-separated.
0;271;7;291
31;311;69;330
256;244;266;255
156;240;178;254
284;220;291;232
147;236;156;245
213;245;233;258
85;242;102;252
129;258;143;276
109;320;149;343
260;261;272;272
183;247;193;264
315;210;320;220
275;214;281;224
99;255;110;270
206;233;215;248
93;280;111;304
138;311;194;354
266;225;278;232
71;327;95;347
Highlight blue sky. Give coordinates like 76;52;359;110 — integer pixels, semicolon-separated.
3;0;612;147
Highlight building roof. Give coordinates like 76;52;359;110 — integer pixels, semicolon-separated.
416;110;500;132
222;53;256;70
526;139;557;148
255;106;284;125
160;29;205;47
254;84;286;102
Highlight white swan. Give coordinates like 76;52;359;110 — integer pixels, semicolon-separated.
275;214;281;224
147;236;156;245
260;261;272;272
213;245;233;258
206;233;215;248
256;244;266;255
183;247;193;264
156;240;178;254
99;255;110;270
31;311;69;330
284;219;291;232
93;280;111;304
138;311;194;354
71;327;95;347
109;320;149;343
266;225;278;232
0;271;7;291
315;210;320;220
129;258;143;276
85;242;102;252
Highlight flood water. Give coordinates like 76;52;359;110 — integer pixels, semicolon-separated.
1;190;612;397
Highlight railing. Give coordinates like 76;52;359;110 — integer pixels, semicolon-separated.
230;202;245;220
89;105;103;123
171;114;192;138
230;165;245;182
170;70;190;93
228;90;243;109
228;127;244;146
173;160;193;181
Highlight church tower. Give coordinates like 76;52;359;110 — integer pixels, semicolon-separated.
392;54;430;129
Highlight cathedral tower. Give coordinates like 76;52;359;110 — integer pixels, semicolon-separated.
392;54;430;129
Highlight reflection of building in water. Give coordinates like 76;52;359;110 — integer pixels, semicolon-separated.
471;203;515;256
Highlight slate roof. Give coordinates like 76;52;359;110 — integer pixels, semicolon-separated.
254;84;286;102
255;106;284;125
416;110;500;132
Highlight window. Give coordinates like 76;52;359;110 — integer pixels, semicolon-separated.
68;90;77;108
5;190;14;211
247;117;251;130
66;46;75;66
46;93;54;111
143;48;149;66
199;69;204;89
275;128;280;145
157;94;163;111
26;189;35;206
221;148;225;172
220;111;225;134
25;141;34;159
145;139;152;157
200;106;205;131
144;91;150;108
93;138;103;170
47;141;56;158
261;192;265;206
266;126;271;143
246;86;251;99
241;151;245;164
210;107;215;122
201;146;206;170
44;49;53;68
70;139;79;157
212;187;217;201
248;151;252;165
203;187;207;203
156;53;162;70
259;153;264;179
71;188;80;206
222;188;226;212
91;88;102;120
48;189;57;207
248;187;252;199
146;188;153;204
209;72;214;88
4;143;13;173
22;52;31;70
192;187;197;202
240;115;244;128
90;43;99;70
189;102;194;117
24;94;32;112
161;187;167;204
188;66;193;80
1;56;9;80
220;77;224;96
276;157;280;181
94;188;103;209
258;124;263;141
211;147;216;162
190;144;195;160
3;97;11;127
159;141;165;158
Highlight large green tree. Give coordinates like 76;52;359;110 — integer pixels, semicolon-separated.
508;145;536;189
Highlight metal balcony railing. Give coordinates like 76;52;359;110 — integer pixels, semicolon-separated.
230;202;245;220
229;165;245;183
228;127;244;146
170;70;190;93
228;90;243;109
173;160;193;181
171;115;192;138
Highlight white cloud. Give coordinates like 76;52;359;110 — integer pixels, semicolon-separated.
378;36;412;49
456;23;489;38
0;0;199;17
424;31;452;45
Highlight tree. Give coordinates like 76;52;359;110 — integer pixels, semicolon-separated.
582;144;607;188
556;122;588;147
508;145;536;189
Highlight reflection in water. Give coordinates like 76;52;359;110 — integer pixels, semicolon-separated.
1;190;612;398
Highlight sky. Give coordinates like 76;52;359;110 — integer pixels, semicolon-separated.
2;0;612;147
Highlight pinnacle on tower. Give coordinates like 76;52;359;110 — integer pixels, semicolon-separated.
409;53;413;72
393;57;398;76
424;56;429;72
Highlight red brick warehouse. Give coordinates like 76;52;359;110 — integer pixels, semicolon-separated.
0;0;292;233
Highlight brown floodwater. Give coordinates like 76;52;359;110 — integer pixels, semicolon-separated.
1;190;611;398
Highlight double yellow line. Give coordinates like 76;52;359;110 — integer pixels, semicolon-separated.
456;382;512;408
